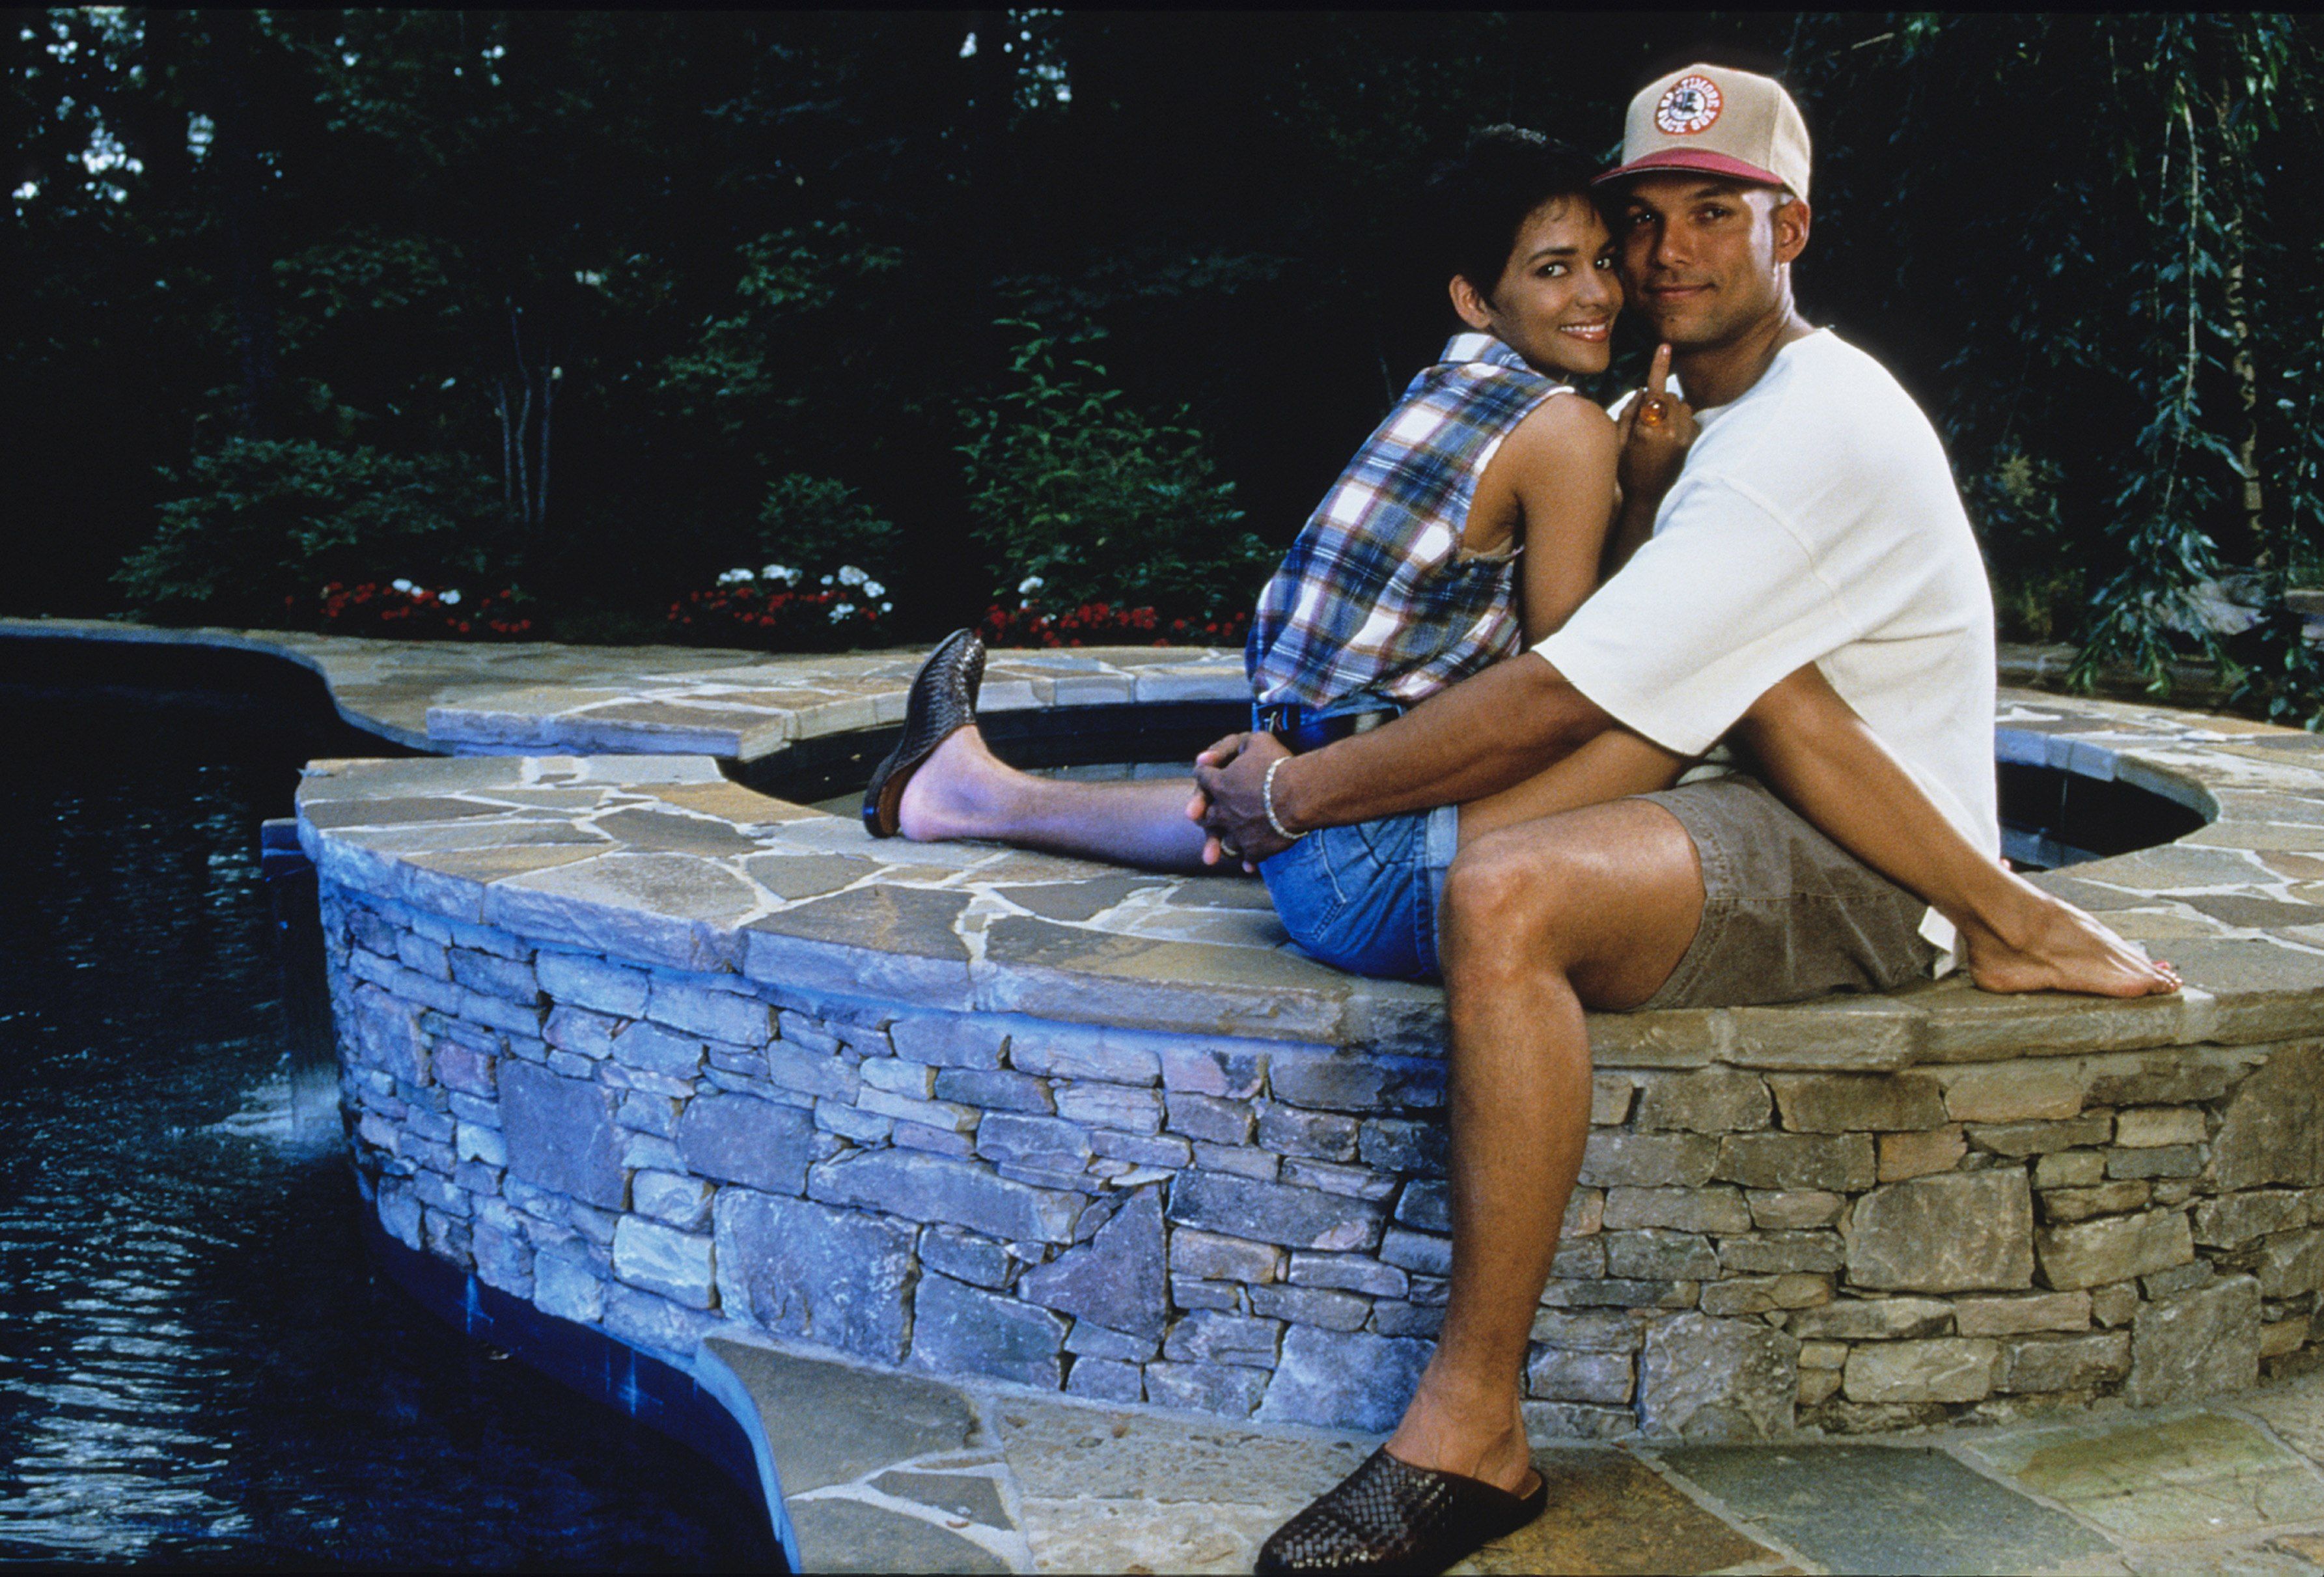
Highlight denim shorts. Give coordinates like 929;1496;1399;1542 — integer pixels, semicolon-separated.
1260;803;1460;981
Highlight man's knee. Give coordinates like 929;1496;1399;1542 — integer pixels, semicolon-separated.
1442;803;1704;995
1441;828;1585;973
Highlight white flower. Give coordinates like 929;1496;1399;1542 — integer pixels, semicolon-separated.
820;573;835;587
861;578;887;600
717;567;756;585
760;563;799;585
837;564;868;587
830;602;856;622
879;600;894;613
439;589;462;606
1017;574;1045;596
391;578;417;593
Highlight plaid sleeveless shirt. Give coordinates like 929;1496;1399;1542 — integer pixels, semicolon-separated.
1247;333;1572;709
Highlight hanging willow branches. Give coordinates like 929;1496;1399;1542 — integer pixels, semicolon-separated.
1791;13;2322;711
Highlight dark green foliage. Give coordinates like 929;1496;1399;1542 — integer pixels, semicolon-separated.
118;440;501;624
11;10;2324;708
960;326;1271;621
1782;14;2324;706
753;475;898;583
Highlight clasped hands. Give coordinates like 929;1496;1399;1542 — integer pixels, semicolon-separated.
1187;729;1293;870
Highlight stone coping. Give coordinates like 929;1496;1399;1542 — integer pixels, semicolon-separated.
0;615;1245;759
0;616;2201;758
18;615;2322;1055
50;615;2288;1438
284;691;2324;1061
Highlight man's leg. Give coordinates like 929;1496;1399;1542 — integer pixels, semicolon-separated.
1385;799;1704;1491
898;725;1213;871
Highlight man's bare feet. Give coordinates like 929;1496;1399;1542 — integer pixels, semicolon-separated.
1959;880;2180;998
895;725;1017;842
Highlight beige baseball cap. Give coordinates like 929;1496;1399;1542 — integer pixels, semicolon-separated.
1598;63;1811;200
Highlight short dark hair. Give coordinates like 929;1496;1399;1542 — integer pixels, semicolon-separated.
1424;126;1605;298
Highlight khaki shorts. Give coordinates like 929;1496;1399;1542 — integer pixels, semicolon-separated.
1637;774;1939;1011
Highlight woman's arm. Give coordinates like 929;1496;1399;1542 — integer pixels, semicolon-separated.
1497;395;1622;645
1603;346;1698;578
1438;387;1695;840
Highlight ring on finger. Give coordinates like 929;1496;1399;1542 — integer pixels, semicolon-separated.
1638;396;1667;428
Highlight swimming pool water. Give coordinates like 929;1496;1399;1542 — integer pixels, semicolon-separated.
0;675;777;1568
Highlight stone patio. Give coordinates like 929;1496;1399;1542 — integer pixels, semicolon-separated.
16;617;2324;1565
706;1329;2324;1574
0;615;1245;758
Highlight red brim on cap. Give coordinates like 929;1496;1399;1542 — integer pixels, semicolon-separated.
1594;148;1784;188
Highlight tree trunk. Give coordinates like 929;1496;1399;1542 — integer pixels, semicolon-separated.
212;10;277;438
537;346;553;525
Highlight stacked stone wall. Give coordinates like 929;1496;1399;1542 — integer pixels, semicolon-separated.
323;880;2324;1440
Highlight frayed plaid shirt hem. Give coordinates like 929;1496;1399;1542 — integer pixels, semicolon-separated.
1247;333;1572;710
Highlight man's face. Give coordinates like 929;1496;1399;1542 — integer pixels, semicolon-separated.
1456;196;1622;379
1616;175;1806;348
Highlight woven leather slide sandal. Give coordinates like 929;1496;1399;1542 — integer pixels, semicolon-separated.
863;628;986;838
1254;1447;1547;1575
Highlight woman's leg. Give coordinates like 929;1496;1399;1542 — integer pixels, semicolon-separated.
896;724;1213;871
896;718;1688;875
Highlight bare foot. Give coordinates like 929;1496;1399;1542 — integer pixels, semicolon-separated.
1383;1376;1539;1496
1960;886;2180;998
895;725;1018;842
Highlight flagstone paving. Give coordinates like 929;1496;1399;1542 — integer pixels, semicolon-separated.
708;1335;2324;1574
31;619;2324;1568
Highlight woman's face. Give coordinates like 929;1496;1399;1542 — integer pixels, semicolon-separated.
1452;195;1622;379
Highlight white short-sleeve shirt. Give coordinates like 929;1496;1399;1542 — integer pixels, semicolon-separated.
1536;329;1999;960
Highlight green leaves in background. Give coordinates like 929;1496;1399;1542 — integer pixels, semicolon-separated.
11;10;2324;706
118;439;499;622
960;324;1271;622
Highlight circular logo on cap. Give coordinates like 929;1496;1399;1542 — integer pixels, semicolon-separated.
1655;75;1722;136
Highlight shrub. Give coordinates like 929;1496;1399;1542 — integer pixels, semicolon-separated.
118;439;505;626
296;579;535;640
754;473;899;584
959;323;1273;623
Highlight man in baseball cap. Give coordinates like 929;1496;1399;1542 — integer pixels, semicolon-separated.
1228;58;2173;1577
1599;61;1812;198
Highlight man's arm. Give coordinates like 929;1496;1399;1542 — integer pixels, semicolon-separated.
1194;652;1613;861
